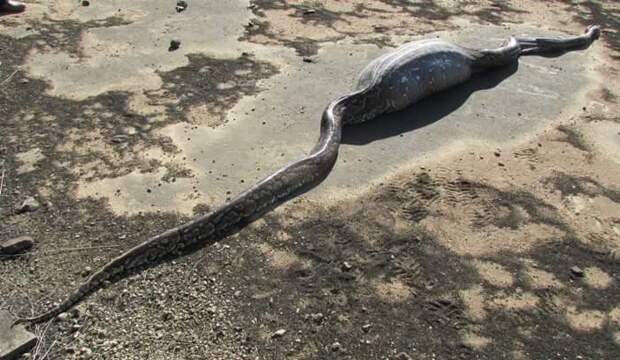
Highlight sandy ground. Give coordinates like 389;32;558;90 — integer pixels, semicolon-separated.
0;0;619;359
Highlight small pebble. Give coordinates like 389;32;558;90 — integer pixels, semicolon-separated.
310;312;324;325
80;347;93;359
570;266;584;277
82;266;92;276
395;352;413;360
176;0;188;13
17;197;40;213
169;40;181;52
272;329;286;338
57;312;71;322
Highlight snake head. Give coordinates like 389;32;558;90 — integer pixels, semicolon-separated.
586;25;601;40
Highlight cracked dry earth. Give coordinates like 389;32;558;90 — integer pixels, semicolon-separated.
1;1;619;359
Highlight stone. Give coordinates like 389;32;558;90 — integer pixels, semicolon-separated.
56;312;71;322
394;352;412;360
0;236;34;255
571;266;584;277
309;313;324;325
0;310;37;360
79;347;93;359
176;1;188;13
271;329;286;338
169;40;181;52
16;197;40;214
110;135;128;144
330;342;342;352
82;267;92;277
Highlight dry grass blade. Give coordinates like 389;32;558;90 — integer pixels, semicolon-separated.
0;169;5;197
31;320;54;360
0;69;18;86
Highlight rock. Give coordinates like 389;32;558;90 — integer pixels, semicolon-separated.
271;329;286;338
69;307;82;319
395;352;412;360
79;347;93;359
176;1;188;13
56;312;71;322
82;267;92;277
93;328;107;338
341;261;353;271
81;0;90;6
330;342;342;352
570;266;584;277
362;324;371;333
0;310;37;360
0;236;34;255
110;135;128;144
17;197;40;214
169;40;181;52
302;57;314;63
309;313;324;325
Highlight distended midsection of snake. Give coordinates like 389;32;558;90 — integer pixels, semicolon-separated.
15;25;600;325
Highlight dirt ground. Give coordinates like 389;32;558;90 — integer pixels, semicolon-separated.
1;1;619;359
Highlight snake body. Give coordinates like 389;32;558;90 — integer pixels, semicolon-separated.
17;26;600;325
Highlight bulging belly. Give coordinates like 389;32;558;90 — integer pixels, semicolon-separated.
356;40;474;114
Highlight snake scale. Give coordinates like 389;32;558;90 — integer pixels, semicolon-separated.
16;25;600;325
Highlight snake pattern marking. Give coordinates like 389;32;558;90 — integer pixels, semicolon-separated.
16;25;600;325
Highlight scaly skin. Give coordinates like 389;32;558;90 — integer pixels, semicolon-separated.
15;25;600;326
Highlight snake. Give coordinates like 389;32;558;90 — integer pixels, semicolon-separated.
15;25;600;325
